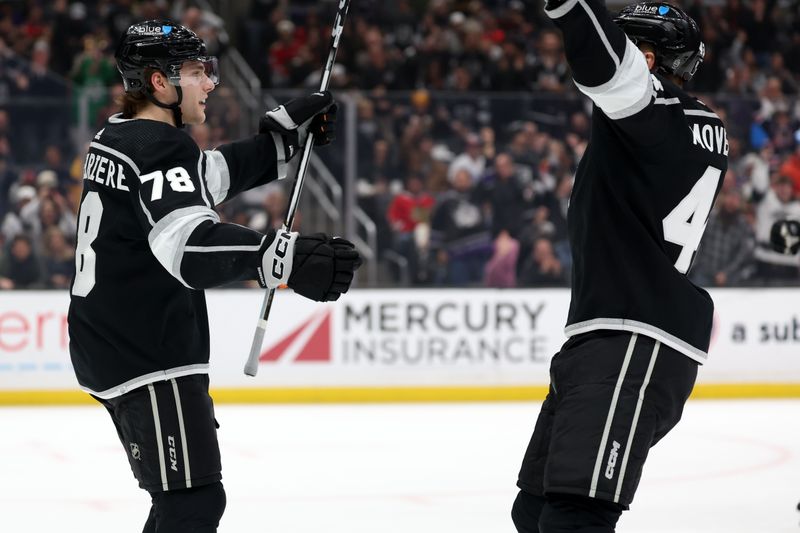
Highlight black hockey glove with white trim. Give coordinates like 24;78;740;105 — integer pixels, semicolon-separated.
770;219;800;255
258;230;298;289
543;0;570;9
258;231;362;302
259;91;337;161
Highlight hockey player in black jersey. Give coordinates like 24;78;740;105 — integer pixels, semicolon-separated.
67;21;361;532
768;220;800;517
512;3;727;532
771;219;800;256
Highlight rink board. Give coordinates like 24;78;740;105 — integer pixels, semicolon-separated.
0;289;799;403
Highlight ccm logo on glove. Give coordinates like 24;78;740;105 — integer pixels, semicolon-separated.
272;231;292;278
259;230;297;288
257;231;362;302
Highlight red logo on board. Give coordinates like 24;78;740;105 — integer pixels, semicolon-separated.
259;310;332;363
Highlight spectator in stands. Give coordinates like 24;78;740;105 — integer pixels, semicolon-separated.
18;37;65;95
517;175;573;274
758;77;792;122
765;52;799;95
1;185;34;242
356;26;403;90
41;226;74;289
20;173;76;247
479;126;497;162
528;29;569;93
362;137;400;185
386;174;435;284
430;168;492;285
0;152;16;216
475;152;529;238
764;110;797;155
742;0;777;64
448;132;485;185
0;110;13;164
427;142;455;193
248;183;288;234
269;20;303;87
50;0;90;76
506;123;539;171
70;34;118;127
22;5;46;43
13;39;68;162
484;229;520;288
42;144;70;192
691;188;755;287
355;97;382;168
0;234;41;289
180;5;228;58
751;175;800;283
518;237;565;287
780;140;800;195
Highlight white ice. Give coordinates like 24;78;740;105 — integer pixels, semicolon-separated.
0;400;798;532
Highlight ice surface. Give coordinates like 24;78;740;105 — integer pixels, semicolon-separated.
0;400;797;532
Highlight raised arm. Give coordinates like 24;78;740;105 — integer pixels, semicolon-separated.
203;92;337;205
544;0;653;120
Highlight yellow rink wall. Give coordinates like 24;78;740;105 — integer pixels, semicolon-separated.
2;383;800;406
1;289;800;405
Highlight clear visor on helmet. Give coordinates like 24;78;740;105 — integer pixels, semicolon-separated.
167;56;220;87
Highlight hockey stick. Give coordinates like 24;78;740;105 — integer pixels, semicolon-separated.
244;0;353;376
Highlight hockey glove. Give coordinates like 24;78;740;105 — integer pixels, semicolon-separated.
259;91;337;161
543;0;570;9
770;219;800;255
258;231;362;302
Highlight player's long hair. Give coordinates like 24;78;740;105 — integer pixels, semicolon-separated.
116;68;157;118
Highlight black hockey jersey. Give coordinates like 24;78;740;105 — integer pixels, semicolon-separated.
546;0;728;362
68;114;289;397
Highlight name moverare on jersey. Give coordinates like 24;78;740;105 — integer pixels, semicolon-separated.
82;152;130;191
690;122;728;156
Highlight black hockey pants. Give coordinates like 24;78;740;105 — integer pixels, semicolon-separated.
142;481;226;532
512;489;623;533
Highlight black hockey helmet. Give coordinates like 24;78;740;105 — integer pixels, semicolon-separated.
115;20;219;126
614;2;704;82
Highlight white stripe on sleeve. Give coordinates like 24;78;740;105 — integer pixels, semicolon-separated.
545;0;579;19
271;132;288;180
148;206;220;288
575;38;653;120
204;150;231;204
684;109;719;119
196;151;212;208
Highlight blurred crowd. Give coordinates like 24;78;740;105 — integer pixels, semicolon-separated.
239;0;799;95
0;0;237;289
235;0;800;288
1;0;800;289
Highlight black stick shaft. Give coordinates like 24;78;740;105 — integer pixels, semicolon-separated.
245;0;353;377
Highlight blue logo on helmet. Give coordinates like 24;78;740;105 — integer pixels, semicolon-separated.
658;6;670;15
162;25;173;35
